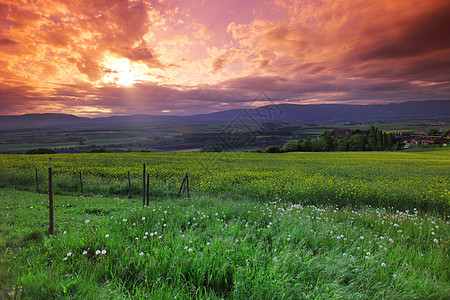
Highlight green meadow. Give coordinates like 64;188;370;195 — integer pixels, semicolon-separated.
0;149;449;298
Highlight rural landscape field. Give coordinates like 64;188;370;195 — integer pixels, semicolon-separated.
1;0;450;298
1;150;449;298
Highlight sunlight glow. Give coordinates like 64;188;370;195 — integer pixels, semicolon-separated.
102;57;145;86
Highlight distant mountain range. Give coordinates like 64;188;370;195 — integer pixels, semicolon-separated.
0;100;449;131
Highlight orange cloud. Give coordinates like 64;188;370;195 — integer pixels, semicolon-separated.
0;0;448;116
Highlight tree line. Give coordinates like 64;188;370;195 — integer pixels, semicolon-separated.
267;127;401;153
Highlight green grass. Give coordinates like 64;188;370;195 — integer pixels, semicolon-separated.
0;189;448;299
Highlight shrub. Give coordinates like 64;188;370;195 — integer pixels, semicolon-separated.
282;141;298;152
25;148;56;154
200;144;223;152
265;145;281;153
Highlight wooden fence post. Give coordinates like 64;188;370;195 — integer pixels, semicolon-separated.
143;163;146;207
128;171;131;198
146;173;150;206
178;173;189;198
186;173;189;199
35;168;39;192
49;167;54;235
79;171;83;195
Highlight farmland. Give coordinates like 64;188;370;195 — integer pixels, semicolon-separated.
0;149;449;298
0;149;449;214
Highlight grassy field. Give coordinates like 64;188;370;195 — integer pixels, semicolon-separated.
1;189;448;299
0;149;449;215
1;150;448;298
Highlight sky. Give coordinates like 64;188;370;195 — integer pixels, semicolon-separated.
0;0;449;117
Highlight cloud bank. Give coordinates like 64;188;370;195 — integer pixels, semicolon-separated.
0;0;449;116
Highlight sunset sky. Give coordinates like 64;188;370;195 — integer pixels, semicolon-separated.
0;0;449;117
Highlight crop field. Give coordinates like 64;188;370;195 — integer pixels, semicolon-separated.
0;149;449;215
0;150;449;298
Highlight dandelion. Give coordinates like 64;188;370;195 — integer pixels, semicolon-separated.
95;250;101;255
101;250;106;255
105;234;109;238
381;263;386;267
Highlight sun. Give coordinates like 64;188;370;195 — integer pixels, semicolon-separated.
102;57;143;86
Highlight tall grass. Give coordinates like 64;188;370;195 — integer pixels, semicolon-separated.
1;189;448;299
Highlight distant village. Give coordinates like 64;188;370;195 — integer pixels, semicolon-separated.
329;123;449;149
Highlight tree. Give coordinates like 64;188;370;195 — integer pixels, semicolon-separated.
348;134;366;151
301;139;312;152
320;131;336;151
337;138;348;151
311;139;323;152
429;129;439;136
265;145;282;153
297;139;303;151
282;141;298;152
